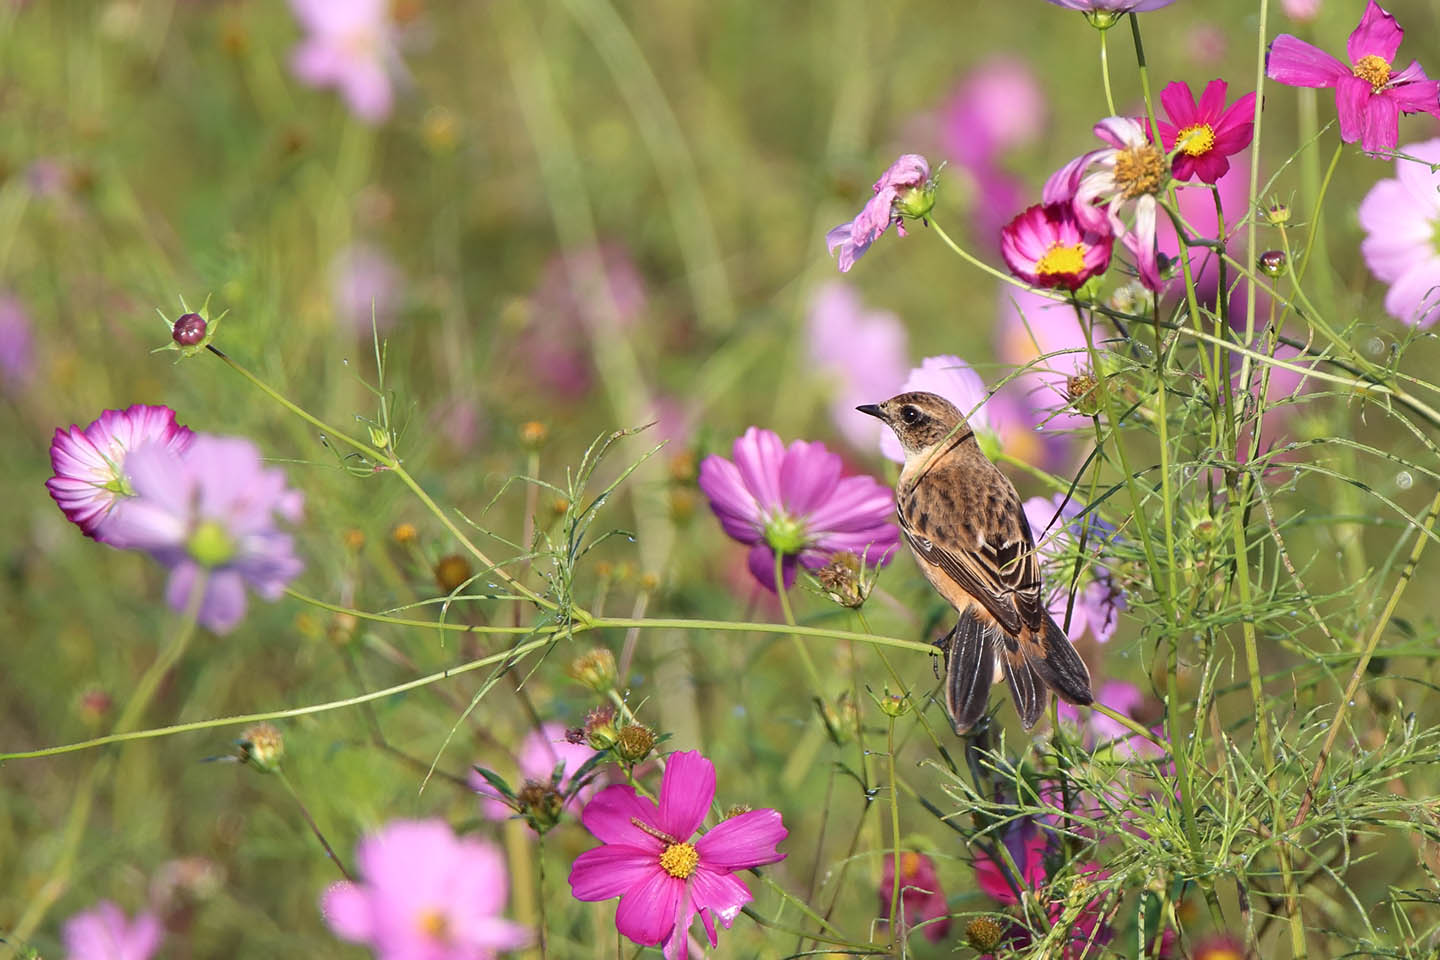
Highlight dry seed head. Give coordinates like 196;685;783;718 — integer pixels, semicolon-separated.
239;723;284;772
434;554;473;593
568;648;618;692
615;723;657;764
966;917;1003;951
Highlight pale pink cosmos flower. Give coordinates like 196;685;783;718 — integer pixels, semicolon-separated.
1281;0;1321;22
289;0;400;124
46;405;195;543
1000;203;1114;290
1359;137;1440;327
996;286;1097;434
469;722;597;820
322;819;529;959
62;901;163;960
879;852;951;944
827;154;934;273
807;283;909;450
1045;117;1167;290
698;428;899;592
940;58;1047;170
1267;0;1440;154
0;292;34;393
1023;494;1125;644
568;750;787;960
330;244;402;337
1043;0;1178;15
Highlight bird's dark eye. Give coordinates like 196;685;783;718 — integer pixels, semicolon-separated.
900;405;922;425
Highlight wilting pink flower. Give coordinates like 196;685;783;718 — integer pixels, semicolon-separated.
807;283;909;450
322;819;528;959
878;355;1035;464
0;293;34;393
62;901;163;960
879;852;950;943
1058;681;1162;759
1001;203;1114;290
569;750;787;960
1281;0;1321;22
1156;80;1257;183
101;435;304;634
698;428;898;592
1267;0;1440;154
940;58;1047;169
1359;137;1440;327
1043;0;1178;12
1023;494;1124;644
289;0;399;123
330;244;402;336
47;405;195;543
470;722;597;820
827;154;934;273
1045;117;1166;290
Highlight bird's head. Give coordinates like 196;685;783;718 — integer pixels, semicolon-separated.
856;391;973;458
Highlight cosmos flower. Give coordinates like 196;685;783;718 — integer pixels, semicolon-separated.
1000;203;1114;290
827;154;935;272
1156;80;1257;183
470;722;597;820
330;244;402;337
568;750;787;960
995;285;1100;436
975;817;1050;905
321;819;529;959
1045;117;1167;290
1057;681;1164;759
100;435;304;634
807;282;909;450
879;852;951;943
46;405;195;543
698;427;899;592
940;57;1047;168
1042;0;1178;11
1022;494;1125;644
1359;137;1440;327
62;901;163;960
0;293;34;393
1267;0;1440;154
288;0;400;124
1281;0;1321;22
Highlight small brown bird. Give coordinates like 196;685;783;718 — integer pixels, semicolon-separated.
858;391;1093;732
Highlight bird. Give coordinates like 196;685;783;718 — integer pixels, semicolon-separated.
857;391;1093;732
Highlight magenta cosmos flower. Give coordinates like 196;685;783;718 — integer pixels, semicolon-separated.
1000;203;1114;290
1045;117;1167;290
698;427;898;591
1267;0;1440;154
827;154;935;273
568;750;787;960
289;0;400;124
1156;80;1256;183
101;435;304;634
322;819;528;960
1022;494;1124;644
1359;137;1440;327
46;405;195;543
470;722;597;820
62;901;163;960
879;852;950;944
807;282;909;450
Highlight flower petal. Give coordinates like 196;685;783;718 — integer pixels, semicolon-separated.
656;750;715;840
777;440;842;517
570;844;661;902
689;867;753;929
580;784;665;848
1335;74;1373;145
614;869;683;947
1347;0;1404;65
321;882;374;942
1361;88;1400;153
697;454;763;544
695;808;788;871
1266;34;1348;87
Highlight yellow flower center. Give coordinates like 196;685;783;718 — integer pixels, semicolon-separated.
1113;144;1165;198
659;841;699;879
1352;54;1392;93
1035;241;1088;278
417;909;451;942
1197;951;1243;960
1176;122;1216;157
899;851;922;879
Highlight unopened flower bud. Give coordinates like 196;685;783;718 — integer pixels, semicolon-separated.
79;686;112;726
815;552;871;609
550;497;570;517
585;705;618;749
1258;249;1287;278
568;648;618;692
392;521;418;544
327;612;358;647
515;779;564;833
615;723;657;764
434;553;472;593
876;690;910;718
639;572;660;593
1109;280;1154;315
238;722;284;772
966;916;1003;951
1265;199;1292;225
668;452;697;484
172;313;207;346
1067;373;1103;415
519;420;549;449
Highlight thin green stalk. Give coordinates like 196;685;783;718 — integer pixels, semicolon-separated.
886;716;902;950
775;551;828;695
275;769;354;882
1098;26;1118;116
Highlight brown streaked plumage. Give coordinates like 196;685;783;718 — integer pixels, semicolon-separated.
857;391;1094;732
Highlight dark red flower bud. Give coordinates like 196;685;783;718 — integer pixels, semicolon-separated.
172;313;207;346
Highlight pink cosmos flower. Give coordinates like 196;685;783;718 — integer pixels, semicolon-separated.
975;818;1049;905
1281;0;1321;22
46;405;195;543
940;58;1047;168
827;154;934;273
568;750;787;960
1057;681;1163;759
1023;494;1125;644
1267;0;1440;154
1359;137;1440;327
877;355;1039;465
807;283;909;450
469;722;597;820
62;901;163;960
879;852;951;943
698;427;899;592
331;244;402;337
995;286;1096;435
0;292;34;393
101;435;304;634
1000;203;1114;290
1156;80;1257;183
322;819;528;959
1043;0;1178;14
1045;117;1167;290
289;0;400;124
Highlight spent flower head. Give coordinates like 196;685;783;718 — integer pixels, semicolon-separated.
826;154;935;273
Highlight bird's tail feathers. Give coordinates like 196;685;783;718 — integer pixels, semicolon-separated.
1002;646;1046;730
942;608;998;734
1023;612;1094;707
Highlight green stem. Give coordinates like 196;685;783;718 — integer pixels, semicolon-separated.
775;551;828;695
886;716;902;949
275;769;354;882
1098;26;1118;117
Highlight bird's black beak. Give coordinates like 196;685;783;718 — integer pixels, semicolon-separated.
855;403;885;421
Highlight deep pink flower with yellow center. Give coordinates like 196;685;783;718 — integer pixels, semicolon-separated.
1156;80;1256;183
1000;203;1114;291
1267;0;1440;154
879;852;950;943
569;750;787;960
